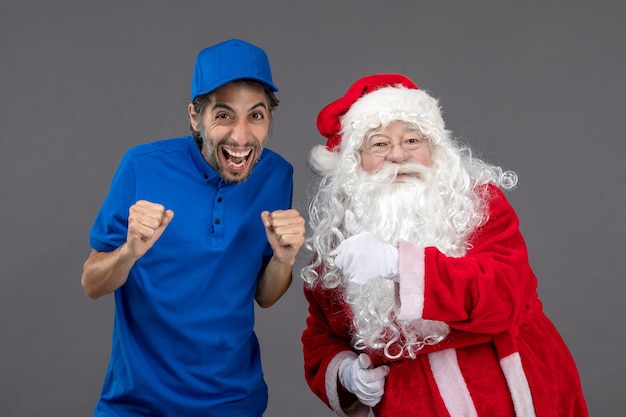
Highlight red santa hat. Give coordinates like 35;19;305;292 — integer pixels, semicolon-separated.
317;74;446;149
317;74;419;150
310;74;446;174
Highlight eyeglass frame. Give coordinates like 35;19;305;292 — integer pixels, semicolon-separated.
359;132;430;157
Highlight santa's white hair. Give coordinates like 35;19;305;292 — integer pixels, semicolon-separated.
302;85;517;359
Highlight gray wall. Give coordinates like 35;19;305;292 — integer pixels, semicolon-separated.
1;1;624;416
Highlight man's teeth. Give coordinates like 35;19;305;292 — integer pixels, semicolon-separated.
224;148;252;158
223;147;251;169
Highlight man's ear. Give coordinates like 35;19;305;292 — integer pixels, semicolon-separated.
188;103;200;131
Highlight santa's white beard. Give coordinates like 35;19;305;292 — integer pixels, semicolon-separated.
349;161;469;252
344;161;456;358
350;162;435;246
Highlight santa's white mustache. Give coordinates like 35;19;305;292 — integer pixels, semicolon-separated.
364;161;432;183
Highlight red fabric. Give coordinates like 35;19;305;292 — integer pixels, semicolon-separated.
316;74;419;150
301;185;588;416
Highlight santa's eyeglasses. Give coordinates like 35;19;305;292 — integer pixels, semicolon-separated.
360;135;428;157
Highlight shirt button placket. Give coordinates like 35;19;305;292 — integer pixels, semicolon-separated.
212;193;225;246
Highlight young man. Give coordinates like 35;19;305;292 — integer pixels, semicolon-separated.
82;39;305;417
301;74;587;416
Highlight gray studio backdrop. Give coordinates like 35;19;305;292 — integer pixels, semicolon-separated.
1;1;624;416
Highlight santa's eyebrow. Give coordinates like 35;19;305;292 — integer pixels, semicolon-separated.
401;124;424;134
366;129;385;138
369;132;387;138
365;133;390;143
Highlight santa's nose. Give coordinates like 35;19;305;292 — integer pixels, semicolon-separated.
385;142;412;162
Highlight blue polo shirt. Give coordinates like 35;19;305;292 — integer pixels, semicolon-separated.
89;136;294;417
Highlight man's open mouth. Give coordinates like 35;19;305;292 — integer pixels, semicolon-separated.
222;147;253;171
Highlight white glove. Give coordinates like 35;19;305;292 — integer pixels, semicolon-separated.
333;210;399;285
338;353;389;407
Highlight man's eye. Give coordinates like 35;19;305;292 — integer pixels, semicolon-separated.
216;113;230;120
251;112;264;120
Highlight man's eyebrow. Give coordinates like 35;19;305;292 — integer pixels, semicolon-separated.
248;101;269;112
211;101;268;112
211;103;235;112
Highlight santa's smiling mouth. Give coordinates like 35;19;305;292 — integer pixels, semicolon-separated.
395;171;422;182
221;147;253;171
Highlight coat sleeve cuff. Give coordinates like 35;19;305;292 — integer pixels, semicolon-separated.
395;239;426;321
326;351;371;417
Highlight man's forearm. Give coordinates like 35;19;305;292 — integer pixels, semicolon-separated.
255;255;294;308
81;245;137;299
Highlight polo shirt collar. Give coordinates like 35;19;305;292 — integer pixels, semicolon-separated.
185;135;267;185
186;136;223;183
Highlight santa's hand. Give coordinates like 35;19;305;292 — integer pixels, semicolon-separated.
332;210;399;285
338;353;389;407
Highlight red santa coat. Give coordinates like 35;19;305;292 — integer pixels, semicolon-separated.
302;185;588;417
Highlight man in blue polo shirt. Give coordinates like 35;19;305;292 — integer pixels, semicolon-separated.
81;39;305;417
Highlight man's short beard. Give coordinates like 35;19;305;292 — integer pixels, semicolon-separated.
200;128;261;184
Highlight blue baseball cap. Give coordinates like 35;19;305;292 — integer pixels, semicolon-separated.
190;39;278;101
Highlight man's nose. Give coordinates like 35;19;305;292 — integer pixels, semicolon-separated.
230;120;252;145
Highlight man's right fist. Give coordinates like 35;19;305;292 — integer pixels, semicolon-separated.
126;200;174;258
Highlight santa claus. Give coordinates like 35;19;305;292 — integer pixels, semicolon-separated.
301;74;588;417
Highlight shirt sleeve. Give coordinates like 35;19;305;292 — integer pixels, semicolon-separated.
89;152;137;252
396;185;538;335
